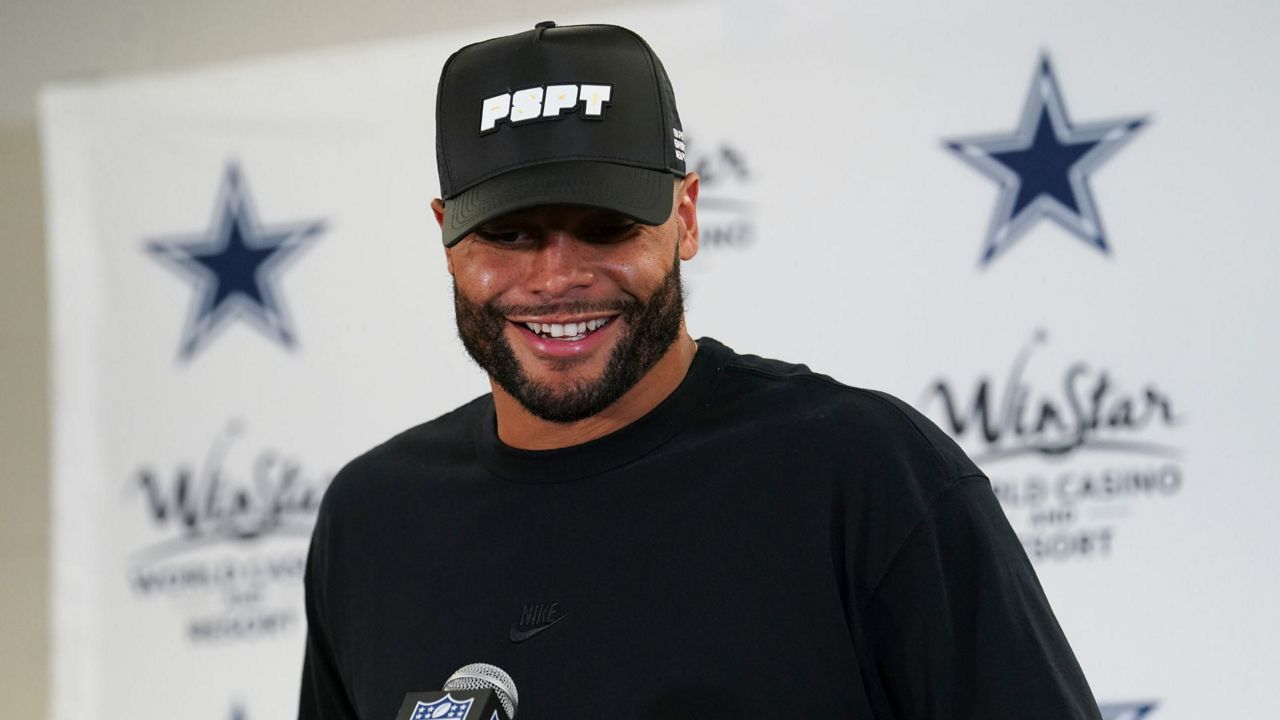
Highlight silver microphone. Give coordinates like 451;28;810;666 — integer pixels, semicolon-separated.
443;663;519;719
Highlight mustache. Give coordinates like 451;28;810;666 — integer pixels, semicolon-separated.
490;298;638;317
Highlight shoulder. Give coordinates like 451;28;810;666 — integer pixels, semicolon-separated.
700;340;992;596
706;339;983;485
317;394;492;519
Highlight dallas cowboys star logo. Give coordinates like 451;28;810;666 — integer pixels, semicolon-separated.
146;163;325;360
945;55;1148;266
1099;701;1158;720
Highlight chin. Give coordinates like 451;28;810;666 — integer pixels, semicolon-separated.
523;353;607;380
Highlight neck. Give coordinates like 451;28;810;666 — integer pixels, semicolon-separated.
490;328;699;451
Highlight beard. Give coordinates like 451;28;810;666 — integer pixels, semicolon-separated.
453;253;686;424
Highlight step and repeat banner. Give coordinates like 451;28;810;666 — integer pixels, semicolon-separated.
40;0;1278;718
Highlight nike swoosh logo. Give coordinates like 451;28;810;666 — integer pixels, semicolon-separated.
509;613;569;643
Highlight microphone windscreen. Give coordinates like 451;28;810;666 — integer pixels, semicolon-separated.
443;663;519;719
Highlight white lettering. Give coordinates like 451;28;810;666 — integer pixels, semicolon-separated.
510;87;545;124
479;93;512;133
478;83;615;135
542;84;580;118
580;84;612;116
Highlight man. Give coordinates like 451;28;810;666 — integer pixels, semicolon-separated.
299;21;1102;719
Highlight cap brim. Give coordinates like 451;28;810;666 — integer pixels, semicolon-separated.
441;161;675;247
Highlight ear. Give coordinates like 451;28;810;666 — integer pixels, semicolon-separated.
675;172;700;261
431;198;456;275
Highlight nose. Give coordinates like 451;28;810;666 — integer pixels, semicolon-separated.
526;232;595;298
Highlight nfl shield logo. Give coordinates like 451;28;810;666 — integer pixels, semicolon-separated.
411;694;474;719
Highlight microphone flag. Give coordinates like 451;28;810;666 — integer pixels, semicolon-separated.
396;689;512;720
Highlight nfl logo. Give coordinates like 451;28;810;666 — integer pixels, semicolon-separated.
411;694;474;719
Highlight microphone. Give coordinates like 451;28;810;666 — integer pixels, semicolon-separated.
443;664;519;718
394;663;519;720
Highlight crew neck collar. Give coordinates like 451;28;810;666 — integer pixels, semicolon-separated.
474;337;730;484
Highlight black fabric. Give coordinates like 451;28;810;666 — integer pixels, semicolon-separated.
298;338;1101;720
442;160;674;248
437;24;681;196
435;23;686;247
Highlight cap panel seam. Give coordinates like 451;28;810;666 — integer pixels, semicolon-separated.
616;27;668;168
449;155;677;199
439;24;680;196
441;24;627;194
436;34;511;192
435;46;472;196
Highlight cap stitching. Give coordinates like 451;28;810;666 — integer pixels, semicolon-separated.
616;27;668;168
447;155;677;200
439;24;680;198
435;45;473;196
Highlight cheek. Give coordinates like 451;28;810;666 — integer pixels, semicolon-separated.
466;268;500;297
452;248;513;299
600;242;676;296
608;260;661;294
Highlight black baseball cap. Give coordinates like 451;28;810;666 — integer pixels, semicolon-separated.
435;21;687;247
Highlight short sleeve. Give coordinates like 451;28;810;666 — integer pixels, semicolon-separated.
862;476;1102;720
298;503;360;720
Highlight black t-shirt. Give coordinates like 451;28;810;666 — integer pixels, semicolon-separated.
299;338;1100;719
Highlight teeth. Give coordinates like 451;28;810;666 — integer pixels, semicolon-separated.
522;317;612;337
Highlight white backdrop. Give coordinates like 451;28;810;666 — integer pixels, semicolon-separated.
41;0;1280;718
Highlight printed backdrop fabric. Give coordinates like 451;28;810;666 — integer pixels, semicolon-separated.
40;1;1279;718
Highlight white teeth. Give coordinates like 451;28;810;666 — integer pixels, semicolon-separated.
523;317;612;337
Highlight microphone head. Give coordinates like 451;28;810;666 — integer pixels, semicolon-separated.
443;663;519;719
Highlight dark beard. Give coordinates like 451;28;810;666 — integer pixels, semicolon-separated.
453;257;685;424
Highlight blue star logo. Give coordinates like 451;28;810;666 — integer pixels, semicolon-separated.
146;163;325;360
1099;701;1158;720
945;55;1148;265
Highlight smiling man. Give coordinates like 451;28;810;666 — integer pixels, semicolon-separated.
442;189;698;449
299;22;1103;720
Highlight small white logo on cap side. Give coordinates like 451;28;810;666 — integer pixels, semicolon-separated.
479;83;613;134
